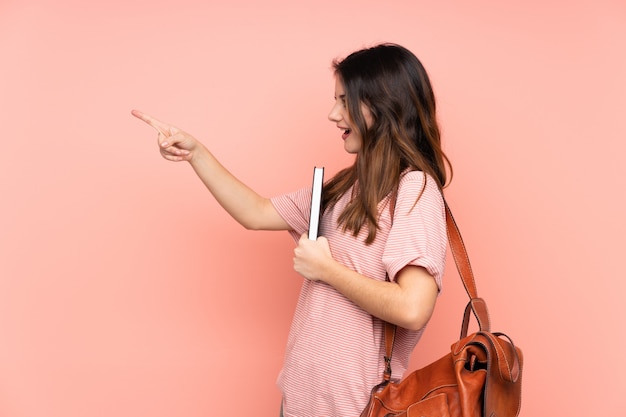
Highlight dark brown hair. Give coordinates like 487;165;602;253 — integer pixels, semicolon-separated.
322;43;452;244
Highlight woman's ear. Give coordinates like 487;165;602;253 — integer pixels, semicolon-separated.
361;102;375;129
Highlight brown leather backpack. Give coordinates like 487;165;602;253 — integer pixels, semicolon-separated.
360;203;523;417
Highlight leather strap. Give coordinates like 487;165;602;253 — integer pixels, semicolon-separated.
382;321;395;382
383;199;488;376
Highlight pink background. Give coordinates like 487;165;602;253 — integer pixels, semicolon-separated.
1;0;625;415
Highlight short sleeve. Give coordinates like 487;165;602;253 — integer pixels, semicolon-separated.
382;172;447;291
271;187;312;242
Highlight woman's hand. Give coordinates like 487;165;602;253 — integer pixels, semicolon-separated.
293;234;335;281
131;110;200;162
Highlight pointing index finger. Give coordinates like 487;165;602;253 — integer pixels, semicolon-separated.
131;109;171;134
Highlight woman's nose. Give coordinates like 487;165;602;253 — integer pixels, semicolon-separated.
328;104;341;122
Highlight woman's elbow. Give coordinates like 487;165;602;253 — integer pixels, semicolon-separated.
241;219;262;231
394;266;439;331
399;307;435;331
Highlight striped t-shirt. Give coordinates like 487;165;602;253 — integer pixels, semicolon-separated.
271;171;447;417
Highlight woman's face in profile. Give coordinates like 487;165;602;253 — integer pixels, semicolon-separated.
328;77;373;154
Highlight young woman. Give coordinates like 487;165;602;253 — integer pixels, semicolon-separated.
133;43;451;417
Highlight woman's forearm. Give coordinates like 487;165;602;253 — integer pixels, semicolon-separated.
188;144;288;231
322;262;438;330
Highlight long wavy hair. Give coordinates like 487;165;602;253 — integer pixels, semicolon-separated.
322;43;452;244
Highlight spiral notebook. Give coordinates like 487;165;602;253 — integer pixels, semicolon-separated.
308;167;324;240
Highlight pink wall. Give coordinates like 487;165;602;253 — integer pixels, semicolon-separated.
1;0;624;415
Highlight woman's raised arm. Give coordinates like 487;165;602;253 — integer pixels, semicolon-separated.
132;110;289;231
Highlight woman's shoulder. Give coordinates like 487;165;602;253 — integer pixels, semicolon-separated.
396;170;443;206
399;170;439;191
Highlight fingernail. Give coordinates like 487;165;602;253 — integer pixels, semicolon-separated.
161;142;169;147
